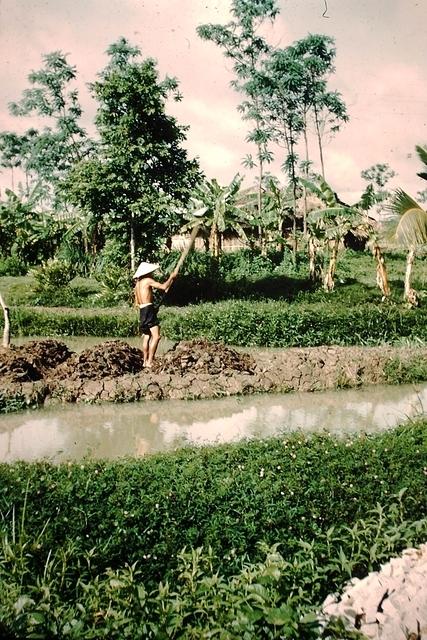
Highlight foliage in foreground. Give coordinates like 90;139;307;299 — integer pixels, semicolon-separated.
1;423;425;590
1;497;425;639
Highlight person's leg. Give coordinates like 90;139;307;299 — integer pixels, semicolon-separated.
142;333;150;364
145;325;161;367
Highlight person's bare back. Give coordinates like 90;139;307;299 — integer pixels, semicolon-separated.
134;275;176;305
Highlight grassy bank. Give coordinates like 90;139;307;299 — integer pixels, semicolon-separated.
3;299;427;347
0;422;426;637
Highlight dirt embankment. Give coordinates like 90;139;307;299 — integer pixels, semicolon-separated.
0;338;426;410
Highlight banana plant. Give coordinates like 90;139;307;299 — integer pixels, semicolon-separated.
301;176;391;297
181;175;248;258
300;176;359;291
388;189;427;305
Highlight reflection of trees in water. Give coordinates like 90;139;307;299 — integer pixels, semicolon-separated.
1;383;426;462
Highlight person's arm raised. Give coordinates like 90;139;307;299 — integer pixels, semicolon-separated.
150;271;178;293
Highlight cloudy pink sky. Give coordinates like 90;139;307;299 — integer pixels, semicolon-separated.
1;0;426;202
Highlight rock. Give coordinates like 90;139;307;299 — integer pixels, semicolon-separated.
322;543;427;639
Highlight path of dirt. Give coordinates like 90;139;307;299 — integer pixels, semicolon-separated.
0;338;426;410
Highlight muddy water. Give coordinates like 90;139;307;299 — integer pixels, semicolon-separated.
1;383;426;463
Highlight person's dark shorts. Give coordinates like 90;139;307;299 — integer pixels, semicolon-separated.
139;304;159;335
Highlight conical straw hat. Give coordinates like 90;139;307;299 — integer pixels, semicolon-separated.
133;262;159;278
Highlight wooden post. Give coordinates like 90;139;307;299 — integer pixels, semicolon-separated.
0;292;10;348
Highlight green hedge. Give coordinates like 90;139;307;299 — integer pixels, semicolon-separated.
2;300;427;346
3;306;139;337
161;300;427;346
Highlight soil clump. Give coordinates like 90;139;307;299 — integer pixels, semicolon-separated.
0;339;72;383
155;339;256;375
53;340;145;381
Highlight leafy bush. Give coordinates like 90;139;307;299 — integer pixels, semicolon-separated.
0;255;27;277
0;423;425;637
30;258;76;291
1;504;424;639
0;390;28;413
93;264;134;307
161;249;312;304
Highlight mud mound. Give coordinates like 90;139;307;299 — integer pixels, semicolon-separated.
156;339;256;375
0;339;72;383
53;340;145;381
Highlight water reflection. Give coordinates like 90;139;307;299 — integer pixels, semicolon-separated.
0;383;426;463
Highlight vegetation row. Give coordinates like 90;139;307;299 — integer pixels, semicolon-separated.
0;422;426;637
3;299;427;348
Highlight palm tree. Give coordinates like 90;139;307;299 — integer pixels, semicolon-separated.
388;189;427;305
181;176;248;258
415;144;427;182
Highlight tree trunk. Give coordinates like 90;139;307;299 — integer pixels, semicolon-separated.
0;292;10;348
323;238;340;292
372;243;390;300
257;146;266;256
209;222;220;258
308;236;322;283
130;213;136;273
302;116;309;235
404;247;418;306
314;104;326;180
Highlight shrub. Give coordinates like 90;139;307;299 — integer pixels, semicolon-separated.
3;306;138;337
92;264;134;307
160;300;427;347
30;258;76;291
0;255;27;277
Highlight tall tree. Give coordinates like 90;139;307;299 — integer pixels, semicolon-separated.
260;47;305;256
292;34;348;180
0;132;24;191
3;51;90;207
64;38;200;270
361;162;396;217
198;0;279;254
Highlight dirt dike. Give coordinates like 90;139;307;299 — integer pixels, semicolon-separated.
0;338;426;410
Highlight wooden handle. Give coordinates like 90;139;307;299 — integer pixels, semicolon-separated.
174;224;200;274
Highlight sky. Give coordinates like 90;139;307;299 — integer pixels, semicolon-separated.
1;0;427;203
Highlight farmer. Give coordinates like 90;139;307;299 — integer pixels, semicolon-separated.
133;262;178;368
